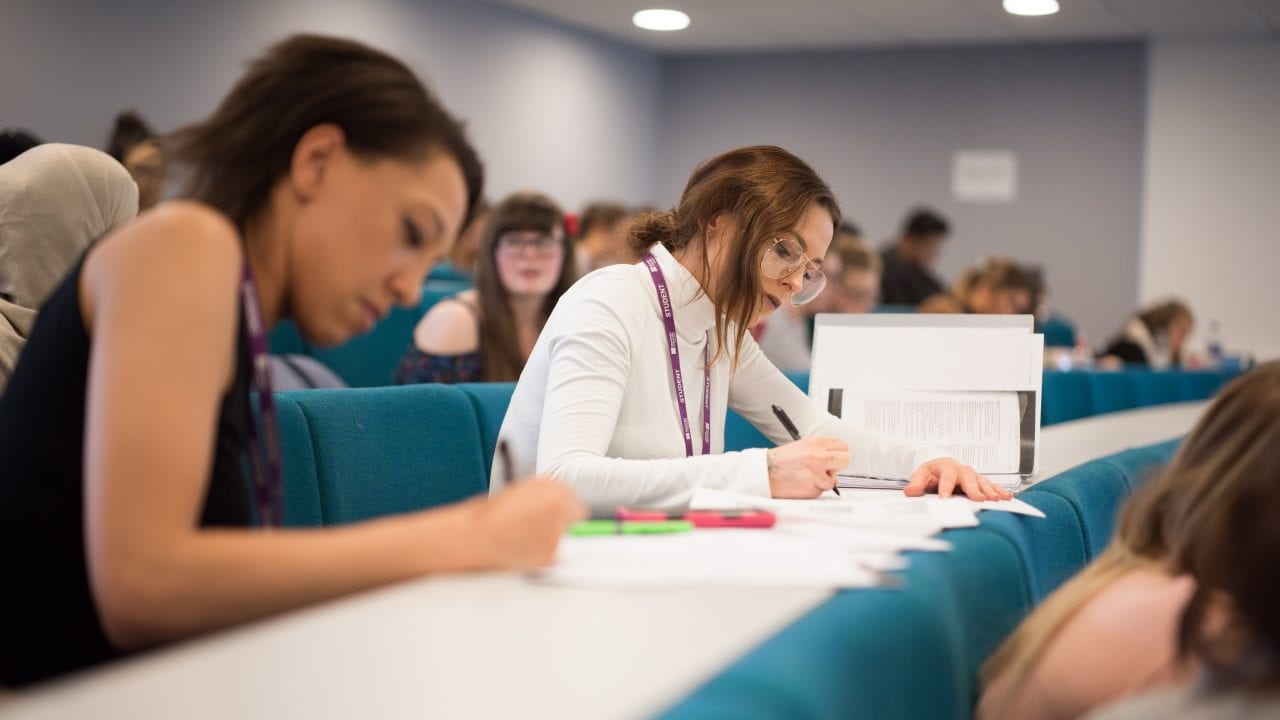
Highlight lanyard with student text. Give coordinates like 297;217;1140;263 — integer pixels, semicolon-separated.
241;263;284;527
643;253;711;457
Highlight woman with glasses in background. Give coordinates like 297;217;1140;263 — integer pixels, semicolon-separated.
398;192;576;384
493;146;1006;507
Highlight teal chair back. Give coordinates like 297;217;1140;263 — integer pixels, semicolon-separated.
273;393;323;527
1087;372;1138;415
1041;371;1093;425
280;385;488;525
455;382;516;478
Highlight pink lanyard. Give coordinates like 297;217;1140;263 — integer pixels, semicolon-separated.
240;263;283;527
643;253;711;457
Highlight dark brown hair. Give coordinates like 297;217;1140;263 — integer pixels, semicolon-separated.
626;145;839;366
474;192;577;381
107;111;159;163
170;34;483;231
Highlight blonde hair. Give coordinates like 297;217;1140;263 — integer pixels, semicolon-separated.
982;362;1280;689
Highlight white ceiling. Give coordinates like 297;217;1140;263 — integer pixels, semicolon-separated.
486;0;1280;53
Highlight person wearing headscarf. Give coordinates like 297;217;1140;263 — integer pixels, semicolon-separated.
0;144;138;393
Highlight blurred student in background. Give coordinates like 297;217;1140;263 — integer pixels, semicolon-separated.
0;127;43;164
106;111;166;211
574;201;630;273
956;257;1036;315
756;223;880;371
398;192;576;384
980;362;1280;720
1098;299;1194;370
879;207;950;305
0;144;138;393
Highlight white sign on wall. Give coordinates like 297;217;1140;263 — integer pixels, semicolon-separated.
952;150;1018;203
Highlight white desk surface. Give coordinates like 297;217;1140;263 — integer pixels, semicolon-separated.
0;401;1207;720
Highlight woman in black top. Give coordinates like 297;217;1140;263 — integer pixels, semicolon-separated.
0;35;582;687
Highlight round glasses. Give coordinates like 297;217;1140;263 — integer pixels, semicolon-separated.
495;230;563;258
761;236;826;306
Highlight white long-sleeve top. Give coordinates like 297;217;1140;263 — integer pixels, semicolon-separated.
494;243;946;507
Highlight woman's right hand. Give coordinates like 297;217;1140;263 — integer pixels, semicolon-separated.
767;437;851;499
466;478;585;569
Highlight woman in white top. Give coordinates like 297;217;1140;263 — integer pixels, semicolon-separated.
496;145;1008;507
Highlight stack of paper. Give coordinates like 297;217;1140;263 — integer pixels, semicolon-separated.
810;314;1044;485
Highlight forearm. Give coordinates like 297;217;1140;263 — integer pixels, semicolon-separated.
542;450;770;508
95;503;489;649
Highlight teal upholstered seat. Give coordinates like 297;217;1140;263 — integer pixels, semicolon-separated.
455;382;516;479
1087;372;1138;415
977;490;1087;602
273;392;323;527
1030;459;1129;558
1130;370;1180;407
1041;371;1093;425
281;385;488;525
659;527;1028;720
1177;370;1228;402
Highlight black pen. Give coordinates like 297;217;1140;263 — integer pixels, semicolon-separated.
770;404;840;496
496;439;515;487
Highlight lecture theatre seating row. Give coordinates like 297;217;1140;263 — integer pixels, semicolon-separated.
658;437;1182;720
272;381;1189;718
723;367;1238;452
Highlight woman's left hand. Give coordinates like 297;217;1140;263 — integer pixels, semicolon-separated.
903;458;1012;501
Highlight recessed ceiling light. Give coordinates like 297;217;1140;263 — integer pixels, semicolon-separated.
632;9;691;32
1003;0;1060;16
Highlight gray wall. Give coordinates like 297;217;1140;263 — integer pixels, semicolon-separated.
1;0;662;210
659;44;1147;343
1141;40;1280;362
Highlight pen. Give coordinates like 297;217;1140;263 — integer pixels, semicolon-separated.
770;404;841;496
496;439;515;487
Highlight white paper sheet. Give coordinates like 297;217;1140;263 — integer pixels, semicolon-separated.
840;390;1021;473
688;488;980;531
537;530;890;589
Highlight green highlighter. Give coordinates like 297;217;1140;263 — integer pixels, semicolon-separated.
568;519;694;536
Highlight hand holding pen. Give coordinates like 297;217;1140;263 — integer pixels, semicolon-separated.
768;405;849;499
473;441;585;568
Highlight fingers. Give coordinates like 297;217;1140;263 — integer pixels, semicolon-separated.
903;465;932;497
936;463;959;498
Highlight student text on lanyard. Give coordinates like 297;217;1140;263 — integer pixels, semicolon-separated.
644;252;711;457
240;263;284;527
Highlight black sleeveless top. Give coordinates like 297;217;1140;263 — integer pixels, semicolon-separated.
0;257;253;687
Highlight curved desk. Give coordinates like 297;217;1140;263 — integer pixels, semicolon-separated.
0;402;1208;720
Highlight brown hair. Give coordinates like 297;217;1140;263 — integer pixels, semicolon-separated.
474;192;577;381
626;145;839;367
831;230;880;275
170;34;483;232
955;257;1035;306
983;362;1280;690
1138;299;1193;336
1169;362;1280;689
576;202;628;241
107;111;159;162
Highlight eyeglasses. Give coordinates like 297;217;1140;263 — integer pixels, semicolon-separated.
761;235;826;306
496;231;563;258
